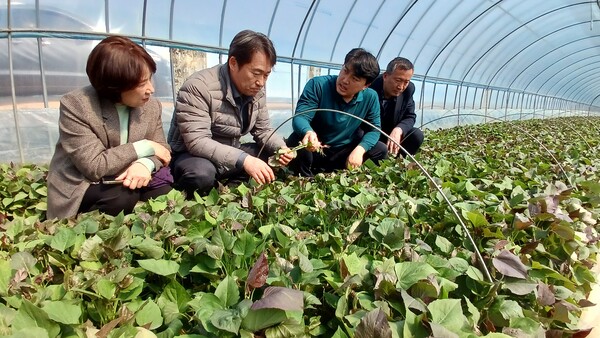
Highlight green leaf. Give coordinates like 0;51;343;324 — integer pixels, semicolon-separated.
138;259;180;276
149;198;168;212
503;280;536;295
464;297;480;328
466;266;484;282
212;226;236;251
206;243;224;260
464;211;489;227
160;280;191;313
264;318;306;338
79;235;103;261
509;317;541;334
130;237;164;259
187;220;213;240
298;253;313;273
42;301;82;325
429;323;459;338
242;308;288;332
205;189;220;206
158;299;181;325
74;216;100;234
480;334;513;338
335;294;348;320
188;293;224;332
11;251;37;271
96;226;129;252
488;299;524;327
11;299;60;338
394;262;438;290
96;278;116;299
232;231;258;258
119;277;145;301
428;299;465;333
342;252;367;277
403;308;427;338
13;191;28;202
0;259;10;296
50;227;76;252
215;276;240;308
435;235;454;255
136;300;164;330
210;309;242;334
331;326;349;338
10;328;50;338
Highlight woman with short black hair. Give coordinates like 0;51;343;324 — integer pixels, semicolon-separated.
47;36;172;219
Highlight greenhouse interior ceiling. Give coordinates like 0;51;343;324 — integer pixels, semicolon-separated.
2;0;600;162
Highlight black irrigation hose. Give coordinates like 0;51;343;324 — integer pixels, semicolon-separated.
256;108;495;284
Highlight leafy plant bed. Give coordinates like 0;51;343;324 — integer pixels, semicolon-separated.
1;116;599;338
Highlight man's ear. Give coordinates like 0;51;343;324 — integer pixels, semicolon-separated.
229;56;238;69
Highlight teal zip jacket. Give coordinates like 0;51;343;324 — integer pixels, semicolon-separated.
291;75;381;151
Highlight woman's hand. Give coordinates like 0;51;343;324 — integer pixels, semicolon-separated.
148;140;171;166
115;162;152;189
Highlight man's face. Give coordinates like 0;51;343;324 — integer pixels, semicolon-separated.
336;64;368;102
383;67;414;98
229;51;272;97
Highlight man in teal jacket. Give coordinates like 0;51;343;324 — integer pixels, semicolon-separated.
286;48;388;177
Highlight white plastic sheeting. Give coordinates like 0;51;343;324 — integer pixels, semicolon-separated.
1;0;599;163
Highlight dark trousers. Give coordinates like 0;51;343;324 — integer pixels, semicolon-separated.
383;127;424;156
170;143;265;197
286;133;388;177
79;184;172;216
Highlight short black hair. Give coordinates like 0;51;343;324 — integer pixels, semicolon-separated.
386;57;414;74
86;36;156;102
343;48;380;85
228;29;277;67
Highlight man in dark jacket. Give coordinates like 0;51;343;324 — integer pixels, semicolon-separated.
369;57;424;156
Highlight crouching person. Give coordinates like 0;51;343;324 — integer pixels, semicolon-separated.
47;36;172;219
167;30;293;197
286;48;387;177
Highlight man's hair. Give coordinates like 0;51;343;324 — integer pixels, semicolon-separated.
86;36;156;102
343;48;380;85
228;30;277;67
386;57;414;74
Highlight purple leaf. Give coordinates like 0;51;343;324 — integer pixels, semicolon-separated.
354;308;392;338
537;282;555;306
251;286;304;311
492;250;528;279
246;252;269;291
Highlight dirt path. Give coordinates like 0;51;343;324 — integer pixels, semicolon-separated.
578;261;600;336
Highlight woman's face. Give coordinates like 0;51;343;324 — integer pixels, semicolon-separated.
120;67;154;108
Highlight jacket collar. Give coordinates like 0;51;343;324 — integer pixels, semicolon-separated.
100;96;146;147
369;75;385;100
